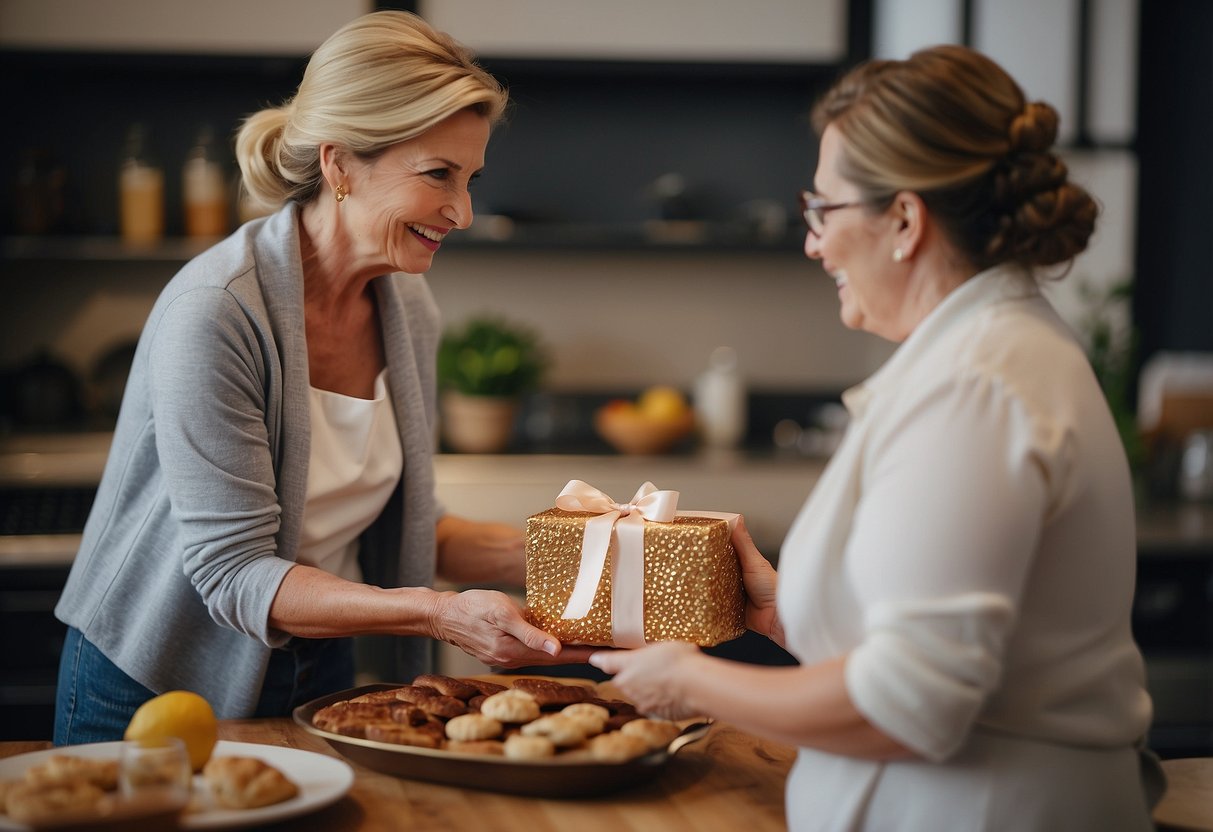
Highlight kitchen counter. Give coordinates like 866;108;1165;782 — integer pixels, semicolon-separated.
0;716;796;831
2;724;1205;830
4;432;1213;563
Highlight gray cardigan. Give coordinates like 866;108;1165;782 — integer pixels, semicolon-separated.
56;204;441;718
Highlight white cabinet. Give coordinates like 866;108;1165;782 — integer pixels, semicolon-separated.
419;0;848;64
873;0;1138;146
0;0;369;55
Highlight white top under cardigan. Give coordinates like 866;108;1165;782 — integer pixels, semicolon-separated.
299;369;403;582
55;204;443;718
777;264;1154;831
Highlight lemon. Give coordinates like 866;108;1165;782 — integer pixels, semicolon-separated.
125;690;218;772
637;385;689;423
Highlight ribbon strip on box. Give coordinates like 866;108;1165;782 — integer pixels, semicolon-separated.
524;479;746;648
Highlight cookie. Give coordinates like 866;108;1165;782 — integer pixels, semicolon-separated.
561;702;610;736
503;734;556;761
588;731;651;763
621;718;682;750
511;678;589;707
480;689;540;724
445;713;503;742
203;756;299;809
413;674;480;701
520;714;587;748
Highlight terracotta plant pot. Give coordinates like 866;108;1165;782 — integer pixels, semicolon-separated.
440;391;519;454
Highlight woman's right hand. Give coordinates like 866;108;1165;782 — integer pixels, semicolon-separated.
733;516;785;647
429;589;596;668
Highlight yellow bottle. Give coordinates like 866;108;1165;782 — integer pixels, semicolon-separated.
182;125;229;238
119;123;164;245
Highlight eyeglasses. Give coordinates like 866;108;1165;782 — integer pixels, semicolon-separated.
798;190;867;236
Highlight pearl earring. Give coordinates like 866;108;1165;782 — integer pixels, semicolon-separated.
892;247;904;263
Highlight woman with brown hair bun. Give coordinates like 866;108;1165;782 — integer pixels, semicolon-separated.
593;45;1159;830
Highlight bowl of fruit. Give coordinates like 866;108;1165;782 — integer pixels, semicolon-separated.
594;386;696;455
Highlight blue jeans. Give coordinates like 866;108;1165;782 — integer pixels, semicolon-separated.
54;627;355;746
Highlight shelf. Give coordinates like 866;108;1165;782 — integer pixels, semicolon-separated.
2;223;807;263
1;235;218;263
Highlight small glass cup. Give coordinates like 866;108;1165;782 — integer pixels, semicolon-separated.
119;736;192;809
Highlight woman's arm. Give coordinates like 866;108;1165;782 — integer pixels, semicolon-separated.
435;514;526;586
267;563;596;667
590;643;914;760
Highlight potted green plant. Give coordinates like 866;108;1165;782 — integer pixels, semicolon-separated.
436;316;548;453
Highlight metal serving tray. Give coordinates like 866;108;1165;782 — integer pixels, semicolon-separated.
293;682;712;798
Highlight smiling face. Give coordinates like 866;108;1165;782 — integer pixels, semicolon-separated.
341;108;490;275
805;125;907;340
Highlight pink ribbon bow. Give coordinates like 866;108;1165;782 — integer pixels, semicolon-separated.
555;479;680;648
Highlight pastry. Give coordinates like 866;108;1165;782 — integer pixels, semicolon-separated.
389;703;431;727
203;756;299;809
444;713;503;742
392;684;441;703
349;688;407;704
313;702;393;732
588;731;651;763
416;694;468;719
23;754;120;791
520;714;586;748
413;674;480;701
479;689;540;724
511;678;589;707
466;678;508;697
605;712;642;731
621;718;681;750
589;697;638;716
5;780;105;825
446;739;505;756
503;734;556;761
364;724;443;748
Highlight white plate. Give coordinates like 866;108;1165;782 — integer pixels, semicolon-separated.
0;739;353;830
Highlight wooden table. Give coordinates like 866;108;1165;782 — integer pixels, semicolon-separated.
1;719;796;831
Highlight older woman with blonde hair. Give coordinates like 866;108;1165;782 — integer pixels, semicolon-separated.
54;11;590;742
593;45;1159;831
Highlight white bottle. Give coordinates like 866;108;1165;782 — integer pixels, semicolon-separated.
694;346;747;448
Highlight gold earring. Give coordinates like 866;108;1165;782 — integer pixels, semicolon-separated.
334;184;347;203
892;247;904;263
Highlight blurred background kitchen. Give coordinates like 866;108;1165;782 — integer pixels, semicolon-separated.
0;0;1209;755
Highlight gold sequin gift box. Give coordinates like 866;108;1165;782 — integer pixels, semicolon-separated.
524;481;746;648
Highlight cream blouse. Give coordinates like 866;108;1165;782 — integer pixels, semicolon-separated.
298;369;403;581
777;264;1154;831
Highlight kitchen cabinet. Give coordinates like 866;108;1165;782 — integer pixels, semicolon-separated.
420;0;848;64
0;0;370;55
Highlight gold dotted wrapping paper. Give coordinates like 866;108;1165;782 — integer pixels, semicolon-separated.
524;508;746;647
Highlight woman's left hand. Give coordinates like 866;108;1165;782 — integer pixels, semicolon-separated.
589;642;704;720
